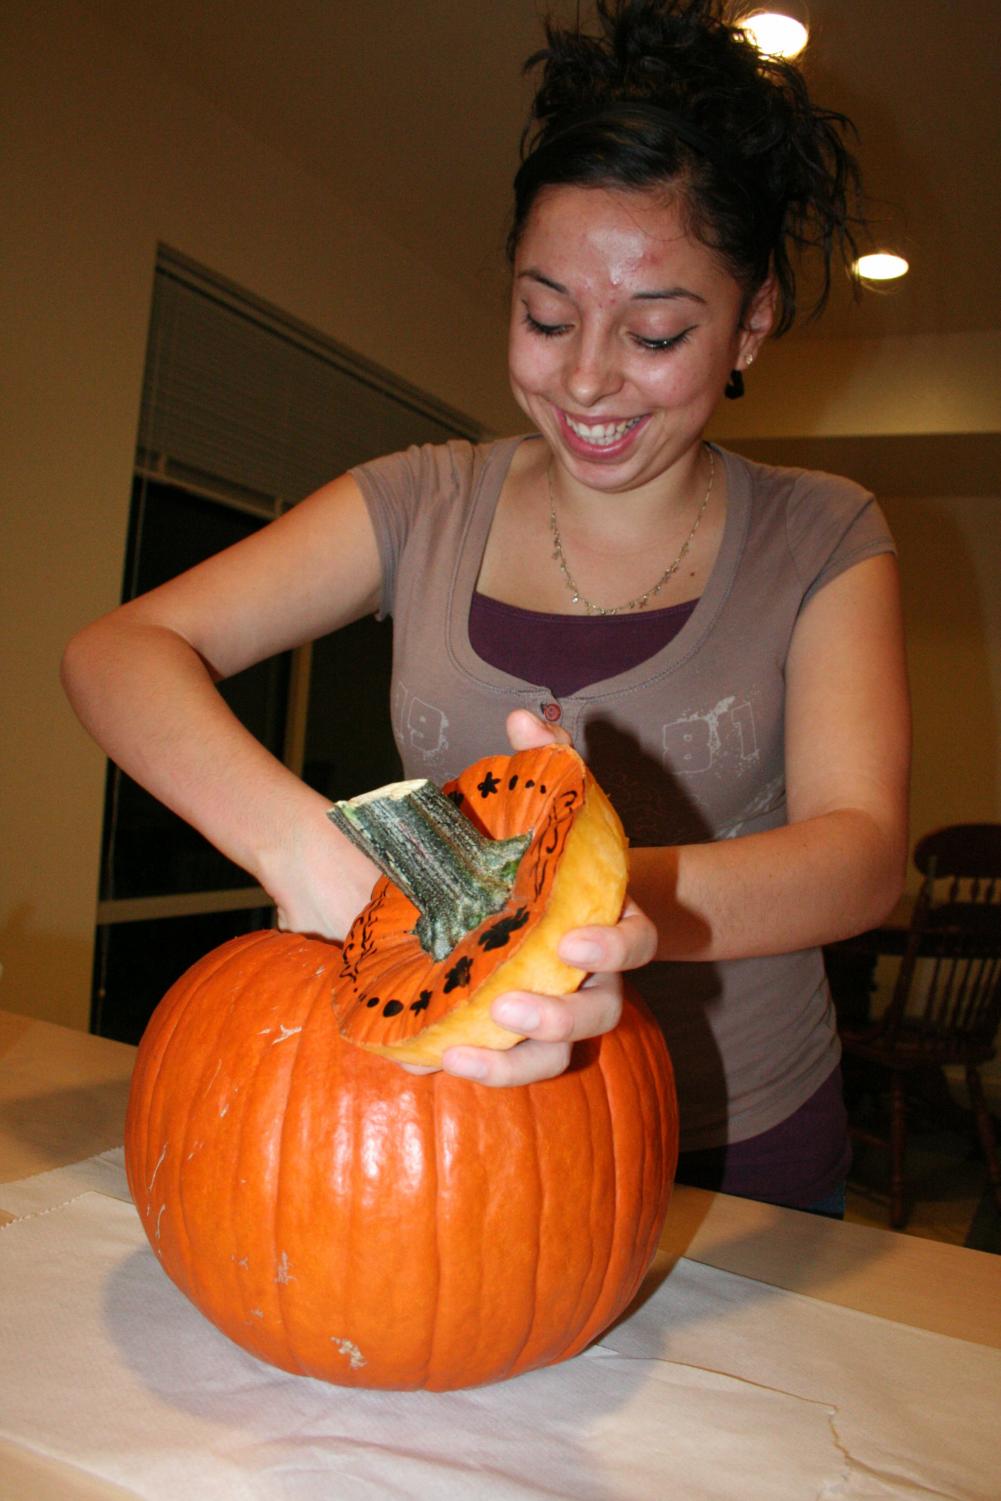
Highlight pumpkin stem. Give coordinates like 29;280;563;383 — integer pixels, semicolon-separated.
328;779;531;962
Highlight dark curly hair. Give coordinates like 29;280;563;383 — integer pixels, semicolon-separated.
509;0;865;335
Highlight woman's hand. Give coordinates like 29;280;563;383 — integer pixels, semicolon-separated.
262;796;380;942
425;706;657;1086
437;897;657;1085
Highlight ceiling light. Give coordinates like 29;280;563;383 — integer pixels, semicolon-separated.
853;252;910;283
740;7;810;60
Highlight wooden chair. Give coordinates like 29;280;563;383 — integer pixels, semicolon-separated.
840;823;1001;1230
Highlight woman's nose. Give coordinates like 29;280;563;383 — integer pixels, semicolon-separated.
563;334;624;407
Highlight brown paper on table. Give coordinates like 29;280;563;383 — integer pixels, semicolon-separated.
0;1159;998;1500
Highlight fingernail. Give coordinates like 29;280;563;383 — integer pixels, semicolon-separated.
560;936;602;967
494;998;541;1031
443;1050;488;1081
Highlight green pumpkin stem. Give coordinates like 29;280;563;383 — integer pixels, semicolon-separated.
328;779;531;961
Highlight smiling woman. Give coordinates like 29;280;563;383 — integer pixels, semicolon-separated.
61;1;910;1216
500;187;773;606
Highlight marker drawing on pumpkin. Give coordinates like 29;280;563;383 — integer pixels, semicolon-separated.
478;907;531;950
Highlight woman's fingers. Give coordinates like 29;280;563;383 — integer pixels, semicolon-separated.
440;973;625;1087
505;707;573;751
558;897;658;973
442;1038;574;1087
433;897;657;1087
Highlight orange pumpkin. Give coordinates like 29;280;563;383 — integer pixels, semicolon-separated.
329;744;629;1064
124;930;678;1390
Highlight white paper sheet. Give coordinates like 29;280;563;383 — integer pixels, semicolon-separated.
0;1146;129;1217
0;1159;997;1500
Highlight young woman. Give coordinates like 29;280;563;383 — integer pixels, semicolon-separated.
62;1;909;1214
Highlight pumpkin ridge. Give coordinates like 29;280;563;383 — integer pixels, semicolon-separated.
219;930;297;1344
125;934;255;1211
612;1019;663;1297
270;948;324;1372
500;1081;546;1383
561;1011;670;1361
420;1083;445;1390
510;1081;545;1380
543;1051;615;1371
198;936;287;1343
578;1047;616;1341
155;938;252;1320
172;942;254;1298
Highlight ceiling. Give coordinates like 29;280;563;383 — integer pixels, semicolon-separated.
87;0;999;345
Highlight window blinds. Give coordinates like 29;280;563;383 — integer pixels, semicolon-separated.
137;247;483;505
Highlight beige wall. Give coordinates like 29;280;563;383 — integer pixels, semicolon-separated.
885;493;1001;863
3;0;999;1031
1;0;518;1029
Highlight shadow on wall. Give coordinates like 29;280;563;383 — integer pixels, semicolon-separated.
885;492;1000;861
0;903;95;1029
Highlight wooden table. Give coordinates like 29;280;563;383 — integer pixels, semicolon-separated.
2;1006;1000;1499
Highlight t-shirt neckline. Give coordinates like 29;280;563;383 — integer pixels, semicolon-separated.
447;435;751;702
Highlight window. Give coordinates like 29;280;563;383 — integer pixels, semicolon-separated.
92;249;483;1043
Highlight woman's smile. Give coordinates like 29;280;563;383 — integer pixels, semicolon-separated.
557;409;651;459
508;184;773;496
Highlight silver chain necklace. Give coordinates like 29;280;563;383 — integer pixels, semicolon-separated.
547;445;715;616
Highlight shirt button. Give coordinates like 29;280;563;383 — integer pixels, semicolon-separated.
542;701;562;722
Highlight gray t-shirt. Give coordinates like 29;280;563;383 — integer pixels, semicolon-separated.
351;436;895;1149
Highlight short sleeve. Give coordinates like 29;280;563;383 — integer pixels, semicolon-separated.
350;442;469;617
784;470;896;608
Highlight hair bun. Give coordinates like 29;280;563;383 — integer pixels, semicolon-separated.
512;0;864;335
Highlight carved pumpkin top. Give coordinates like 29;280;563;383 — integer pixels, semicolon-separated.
331;744;628;1065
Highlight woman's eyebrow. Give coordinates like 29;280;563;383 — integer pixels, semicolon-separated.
633;287;707;304
517;269;706;305
517;269;570;294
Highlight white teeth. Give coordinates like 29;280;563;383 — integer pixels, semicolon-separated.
565;415;641;447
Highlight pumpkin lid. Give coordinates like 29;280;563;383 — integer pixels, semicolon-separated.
329;744;627;1065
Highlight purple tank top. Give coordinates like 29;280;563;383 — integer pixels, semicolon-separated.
469;591;698;697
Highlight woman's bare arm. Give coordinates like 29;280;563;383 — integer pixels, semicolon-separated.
61;474;385;938
629;553;911;959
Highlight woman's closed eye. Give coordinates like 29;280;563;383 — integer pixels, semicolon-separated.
632;327;695;353
522;308;695;354
522;310;571;339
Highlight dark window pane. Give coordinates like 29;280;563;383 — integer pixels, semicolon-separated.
100;478;290;900
302;614;402;802
92;908;274;1044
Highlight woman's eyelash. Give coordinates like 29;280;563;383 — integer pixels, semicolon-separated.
522;311;568;338
521;310;694;352
634;329;694;353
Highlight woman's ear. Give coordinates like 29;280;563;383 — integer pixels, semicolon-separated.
737;275;778;368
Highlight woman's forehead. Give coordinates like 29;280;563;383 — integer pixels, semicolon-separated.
516;184;728;298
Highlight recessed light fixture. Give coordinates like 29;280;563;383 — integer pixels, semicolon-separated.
853;252;910;283
740;6;810;60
